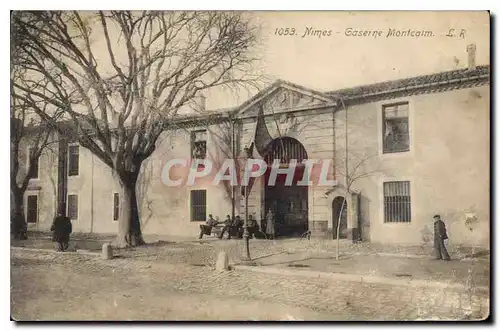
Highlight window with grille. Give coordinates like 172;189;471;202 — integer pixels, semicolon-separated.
191;130;207;160
383;181;411;223
67;194;78;220
68;145;80;176
190;190;206;222
26;195;38;223
27;147;39;179
383;103;410;153
113;193;119;221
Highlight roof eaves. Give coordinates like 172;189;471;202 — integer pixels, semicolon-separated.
327;65;490;101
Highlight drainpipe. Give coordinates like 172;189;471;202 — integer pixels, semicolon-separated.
90;152;94;233
230;116;236;219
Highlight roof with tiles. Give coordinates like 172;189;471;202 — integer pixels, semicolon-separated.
326;65;490;101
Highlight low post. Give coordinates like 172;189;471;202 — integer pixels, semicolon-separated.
216;251;229;271
242;185;251;261
102;243;113;260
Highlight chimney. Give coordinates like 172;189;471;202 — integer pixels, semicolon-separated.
194;92;206;112
467;43;476;69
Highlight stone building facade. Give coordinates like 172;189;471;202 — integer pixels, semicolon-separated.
19;64;490;247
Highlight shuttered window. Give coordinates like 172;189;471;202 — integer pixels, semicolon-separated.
26;195;38;223
190;190;206;222
28;147;39;179
383;181;411;223
113;193;119;221
68;145;79;176
67;194;78;220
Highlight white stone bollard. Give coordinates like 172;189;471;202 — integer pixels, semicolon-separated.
102;243;113;260
215;251;229;271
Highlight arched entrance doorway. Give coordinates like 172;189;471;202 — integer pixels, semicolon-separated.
263;137;308;237
332;196;348;239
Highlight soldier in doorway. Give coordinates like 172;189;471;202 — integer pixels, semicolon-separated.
50;211;72;252
433;214;451;261
265;208;276;240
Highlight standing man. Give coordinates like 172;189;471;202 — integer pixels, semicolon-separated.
265;208;275;240
50;211;72;252
433;214;451;261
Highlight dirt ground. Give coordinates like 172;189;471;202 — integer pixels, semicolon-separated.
11;248;489;321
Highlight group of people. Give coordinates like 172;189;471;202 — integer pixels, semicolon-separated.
44;209;453;261
198;208;277;240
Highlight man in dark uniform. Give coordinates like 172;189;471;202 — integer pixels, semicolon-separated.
50;211;72;252
219;214;233;239
246;215;259;239
433;214;450;261
233;216;244;239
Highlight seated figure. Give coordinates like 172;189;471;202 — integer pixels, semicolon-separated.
198;214;218;239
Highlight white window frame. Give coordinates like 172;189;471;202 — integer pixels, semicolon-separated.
382;180;412;223
190;129;208;163
378;177;415;226
67;143;80;177
378;99;414;157
67;192;79;221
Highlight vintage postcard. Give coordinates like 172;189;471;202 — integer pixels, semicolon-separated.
10;10;490;321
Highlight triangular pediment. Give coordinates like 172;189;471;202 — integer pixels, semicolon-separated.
236;80;337;118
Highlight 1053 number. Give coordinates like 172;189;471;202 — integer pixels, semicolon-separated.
275;28;296;36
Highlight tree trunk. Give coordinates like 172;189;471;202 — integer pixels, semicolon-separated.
336;197;346;261
113;174;146;248
11;187;27;240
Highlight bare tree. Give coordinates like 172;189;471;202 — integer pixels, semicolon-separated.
11;11;261;247
10;94;57;239
333;153;382;260
207;118;242;214
332;99;386;260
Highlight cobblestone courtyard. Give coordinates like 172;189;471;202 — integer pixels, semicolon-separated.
11;238;489;321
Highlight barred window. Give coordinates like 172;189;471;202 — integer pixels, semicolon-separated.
27;147;39;179
67;194;78;220
113;193;119;221
68;145;80;176
384;181;411;223
190;190;206;222
383;103;410;153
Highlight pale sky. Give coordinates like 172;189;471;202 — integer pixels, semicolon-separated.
204;11;490;110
